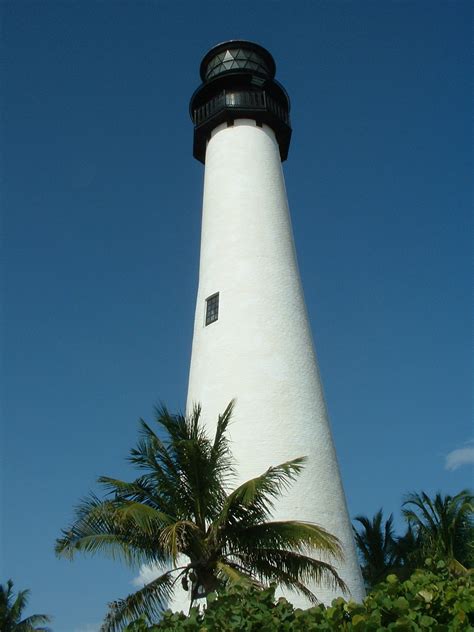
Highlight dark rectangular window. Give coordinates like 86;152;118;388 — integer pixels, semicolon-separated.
205;293;219;326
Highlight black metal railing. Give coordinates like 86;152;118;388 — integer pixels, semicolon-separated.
193;90;289;126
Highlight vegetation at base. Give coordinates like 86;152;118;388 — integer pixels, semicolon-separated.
402;490;473;573
56;402;344;632
54;393;473;630
0;579;52;632
353;489;473;589
123;561;474;631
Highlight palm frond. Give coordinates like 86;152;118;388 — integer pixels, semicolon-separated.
129;417;181;499
215;561;259;588
250;559;320;604
209;400;235;483
354;510;396;562
0;580;51;632
100;569;180;632
402;489;473;569
280;549;346;592
228;520;342;559
159;521;201;562
234;547;346;595
16;612;52;631
217;457;307;527
353;509;399;587
55;495;170;566
403;492;440;532
97;476;164;506
151;405;189;445
136;405;230;528
113;502;175;535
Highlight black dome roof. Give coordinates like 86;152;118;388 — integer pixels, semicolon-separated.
199;40;276;82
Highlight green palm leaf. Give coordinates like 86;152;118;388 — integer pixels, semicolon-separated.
353;509;400;587
228;520;343;559
402;488;473;570
209;400;235;481
15;614;52;632
55;496;171;565
235;548;347;594
215;560;258;587
217;457;306;527
0;580;51;632
100;569;180;632
159;520;202;562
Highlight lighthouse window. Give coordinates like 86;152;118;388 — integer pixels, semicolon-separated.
205;293;219;326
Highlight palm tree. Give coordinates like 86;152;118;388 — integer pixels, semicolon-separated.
56;401;345;631
353;510;399;588
0;580;51;632
402;489;473;572
391;524;420;577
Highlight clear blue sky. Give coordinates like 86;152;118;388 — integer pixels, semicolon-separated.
2;2;472;631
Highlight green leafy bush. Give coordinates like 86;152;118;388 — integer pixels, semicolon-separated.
125;561;473;631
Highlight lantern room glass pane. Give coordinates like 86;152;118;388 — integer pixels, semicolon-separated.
205;48;270;80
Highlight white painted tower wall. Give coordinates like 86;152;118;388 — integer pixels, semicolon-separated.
186;118;365;605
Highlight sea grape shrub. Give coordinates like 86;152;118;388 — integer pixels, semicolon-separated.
125;561;473;631
340;560;473;631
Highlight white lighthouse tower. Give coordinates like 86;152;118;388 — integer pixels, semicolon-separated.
186;41;365;605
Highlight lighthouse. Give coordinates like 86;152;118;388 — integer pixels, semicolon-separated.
186;41;365;605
